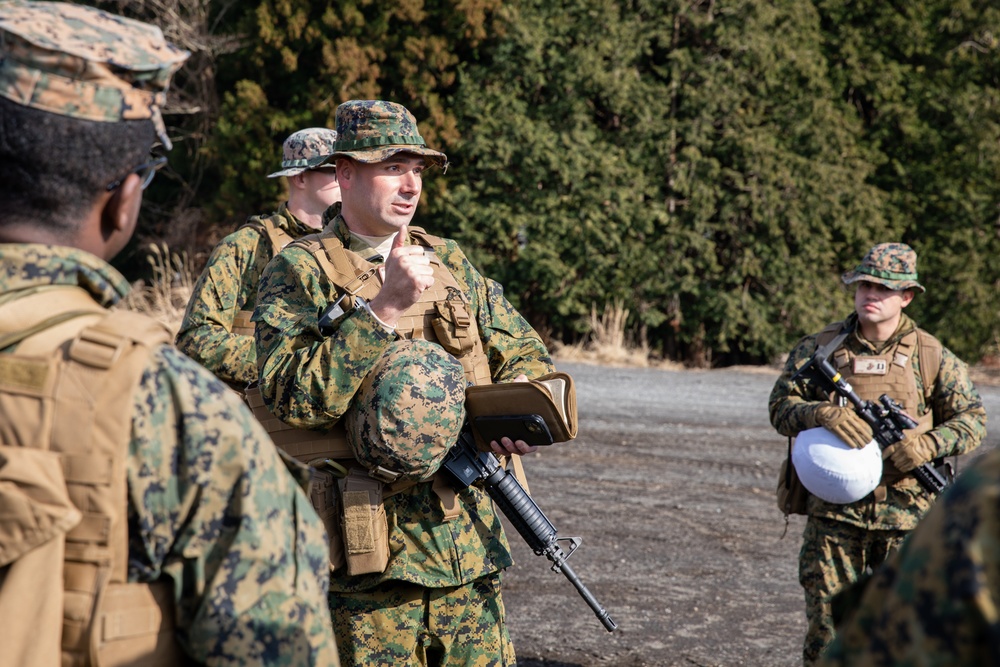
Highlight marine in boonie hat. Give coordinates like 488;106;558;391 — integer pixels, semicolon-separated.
266;127;338;178
328;100;448;170
345;339;466;482
841;242;926;294
0;0;190;150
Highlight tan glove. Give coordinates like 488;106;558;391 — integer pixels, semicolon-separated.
883;434;938;473
811;403;874;449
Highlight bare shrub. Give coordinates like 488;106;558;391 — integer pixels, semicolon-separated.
551;300;660;368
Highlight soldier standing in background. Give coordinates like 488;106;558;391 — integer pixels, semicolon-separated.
768;242;986;666
176;127;340;391
815;445;1000;666
254;99;555;665
0;3;338;665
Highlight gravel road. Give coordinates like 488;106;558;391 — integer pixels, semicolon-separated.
501;362;1000;667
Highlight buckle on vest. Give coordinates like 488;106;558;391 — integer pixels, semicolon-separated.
344;267;379;296
369;466;402;483
444;287;471;328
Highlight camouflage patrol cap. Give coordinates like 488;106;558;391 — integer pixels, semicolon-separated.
345;340;466;482
842;242;925;293
328;100;448;169
0;1;190;150
266;127;338;178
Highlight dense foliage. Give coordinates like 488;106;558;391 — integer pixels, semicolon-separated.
92;0;999;365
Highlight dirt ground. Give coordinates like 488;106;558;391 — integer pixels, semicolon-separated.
498;361;1000;667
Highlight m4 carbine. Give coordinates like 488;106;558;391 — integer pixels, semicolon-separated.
441;426;618;632
794;351;948;495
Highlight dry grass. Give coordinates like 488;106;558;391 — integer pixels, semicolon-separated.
118;243;193;336
550;300;678;369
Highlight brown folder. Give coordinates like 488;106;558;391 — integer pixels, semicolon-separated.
465;371;578;449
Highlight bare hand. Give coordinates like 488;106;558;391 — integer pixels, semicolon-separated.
369;225;435;325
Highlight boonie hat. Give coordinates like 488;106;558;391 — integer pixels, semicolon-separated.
345;340;466;482
841;242;925;293
0;0;189;150
267;127;338;178
792;427;883;504
328;100;448;169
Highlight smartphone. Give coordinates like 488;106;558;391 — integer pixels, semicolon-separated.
473;414;554;446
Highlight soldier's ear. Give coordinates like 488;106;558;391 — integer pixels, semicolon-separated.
99;173;142;259
335;158;353;184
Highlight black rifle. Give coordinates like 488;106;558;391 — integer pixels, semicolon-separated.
441;426;618;632
793;351;948;494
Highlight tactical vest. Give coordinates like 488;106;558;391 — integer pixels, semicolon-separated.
295;227;493;386
0;286;183;667
231;216;295;336
248;227;495;467
815;323;942;482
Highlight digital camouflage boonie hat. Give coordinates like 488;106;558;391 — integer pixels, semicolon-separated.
266;127;338;178
345;339;466;482
0;1;190;150
328;100;448;169
842;242;926;293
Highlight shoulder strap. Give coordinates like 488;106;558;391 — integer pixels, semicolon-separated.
290;232;382;301
915;328;942;400
813;319;851;365
0;286;106;353
241;215;295;255
407;226;445;247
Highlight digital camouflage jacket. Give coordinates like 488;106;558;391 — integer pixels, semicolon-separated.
769;313;986;531
817;446;1000;667
176;204;317;385
0;244;339;666
254;214;555;592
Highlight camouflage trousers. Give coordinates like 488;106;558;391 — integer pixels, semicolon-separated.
328;573;515;667
799;516;907;667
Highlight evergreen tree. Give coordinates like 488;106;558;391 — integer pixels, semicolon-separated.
204;0;502;226
445;0;890;364
816;0;1000;360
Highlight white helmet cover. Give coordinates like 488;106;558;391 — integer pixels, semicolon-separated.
792;426;883;504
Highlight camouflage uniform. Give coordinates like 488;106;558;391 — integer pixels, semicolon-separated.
769;244;986;666
0;4;338;664
254;100;554;666
176;129;337;386
816;446;1000;667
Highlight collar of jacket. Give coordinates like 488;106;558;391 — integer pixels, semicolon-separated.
0;243;128;308
850;312;917;354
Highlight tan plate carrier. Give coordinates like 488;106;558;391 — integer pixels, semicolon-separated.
0;286;184;667
242;227;531;573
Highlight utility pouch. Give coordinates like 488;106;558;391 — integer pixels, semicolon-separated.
309;462;346;572
777;437;809;516
431;288;477;356
339;467;390;576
